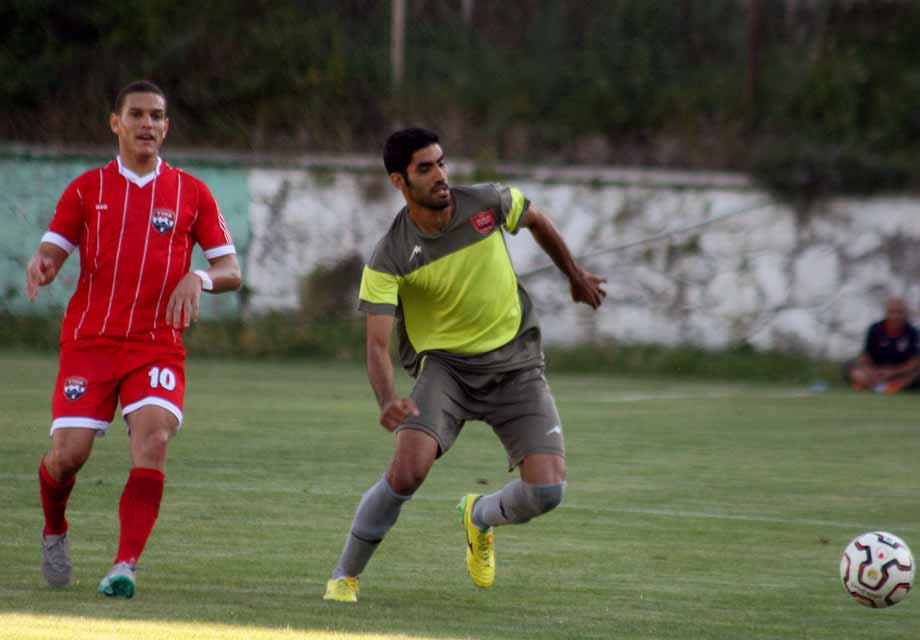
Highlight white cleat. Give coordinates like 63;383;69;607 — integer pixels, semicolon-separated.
41;533;72;587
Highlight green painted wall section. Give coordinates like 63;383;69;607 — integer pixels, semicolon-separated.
181;164;250;318
0;156;249;319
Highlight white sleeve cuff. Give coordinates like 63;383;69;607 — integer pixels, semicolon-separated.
203;244;236;259
41;231;77;254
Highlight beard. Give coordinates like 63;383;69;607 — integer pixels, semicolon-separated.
407;179;450;210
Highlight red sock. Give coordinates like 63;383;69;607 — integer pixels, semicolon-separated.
114;467;165;565
39;459;75;536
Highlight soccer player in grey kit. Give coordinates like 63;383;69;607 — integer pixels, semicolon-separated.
323;127;606;602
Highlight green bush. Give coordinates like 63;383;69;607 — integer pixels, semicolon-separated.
0;312;60;350
545;340;840;385
1;310;840;386
182;315;364;360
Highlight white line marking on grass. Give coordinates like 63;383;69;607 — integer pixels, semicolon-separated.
2;473;913;532
590;390;816;403
562;503;920;532
173;482;920;532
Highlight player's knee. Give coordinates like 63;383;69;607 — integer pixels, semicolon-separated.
530;481;565;517
386;466;427;495
50;450;88;477
387;472;423;495
138;429;170;453
131;427;173;468
509;481;566;524
48;442;92;476
535;481;566;514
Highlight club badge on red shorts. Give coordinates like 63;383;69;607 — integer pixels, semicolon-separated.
152;208;176;233
471;209;496;234
63;376;88;400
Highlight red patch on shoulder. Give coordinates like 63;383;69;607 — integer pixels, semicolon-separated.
471;209;496;235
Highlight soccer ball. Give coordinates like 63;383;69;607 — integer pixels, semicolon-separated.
840;531;914;608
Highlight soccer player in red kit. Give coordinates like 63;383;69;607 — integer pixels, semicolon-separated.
26;80;242;598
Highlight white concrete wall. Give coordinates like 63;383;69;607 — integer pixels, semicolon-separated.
245;165;920;360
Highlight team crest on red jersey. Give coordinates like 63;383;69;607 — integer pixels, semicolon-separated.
63;376;88;400
471;209;496;234
152;208;176;233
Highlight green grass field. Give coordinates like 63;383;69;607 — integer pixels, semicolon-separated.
1;350;918;640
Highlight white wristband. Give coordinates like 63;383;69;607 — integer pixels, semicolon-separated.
193;269;214;291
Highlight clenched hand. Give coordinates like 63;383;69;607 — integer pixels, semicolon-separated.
379;398;420;432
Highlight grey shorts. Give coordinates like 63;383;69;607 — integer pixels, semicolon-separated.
396;356;564;469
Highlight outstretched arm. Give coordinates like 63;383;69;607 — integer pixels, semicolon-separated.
519;205;607;309
367;313;419;432
165;253;242;328
26;242;70;302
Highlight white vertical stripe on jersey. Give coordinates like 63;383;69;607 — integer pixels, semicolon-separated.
170;187;197;346
216;206;233;244
99;176;131;335
125;177;157;336
178;234;192;294
73;168;104;340
65;218;88;329
152;172;181;336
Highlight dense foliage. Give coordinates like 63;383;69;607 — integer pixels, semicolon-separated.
3;1;919;194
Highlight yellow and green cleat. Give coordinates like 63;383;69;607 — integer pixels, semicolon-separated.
457;494;495;588
323;576;359;603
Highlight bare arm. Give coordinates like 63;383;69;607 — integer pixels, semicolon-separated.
202;253;243;293
367;312;419;431
519;205;607;309
26;242;70;302
166;253;242;328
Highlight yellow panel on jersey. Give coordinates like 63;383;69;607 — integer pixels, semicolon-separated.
358;183;539;375
504;187;527;234
359;266;399;310
401;233;521;354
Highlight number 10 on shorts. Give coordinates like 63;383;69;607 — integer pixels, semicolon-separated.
148;366;177;391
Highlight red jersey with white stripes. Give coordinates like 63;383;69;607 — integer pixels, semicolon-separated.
43;157;236;345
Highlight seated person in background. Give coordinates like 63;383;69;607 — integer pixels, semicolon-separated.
845;297;920;393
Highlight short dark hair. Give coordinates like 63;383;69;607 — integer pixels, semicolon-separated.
383;127;440;176
113;80;167;114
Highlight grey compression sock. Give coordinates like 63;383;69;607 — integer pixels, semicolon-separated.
332;476;412;578
472;479;566;529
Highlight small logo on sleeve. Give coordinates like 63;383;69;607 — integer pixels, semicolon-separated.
151;208;176;233
471;209;496;234
63;376;88;400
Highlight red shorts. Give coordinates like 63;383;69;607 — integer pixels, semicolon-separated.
51;338;187;436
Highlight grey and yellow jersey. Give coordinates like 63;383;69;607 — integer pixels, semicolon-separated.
358;183;543;377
